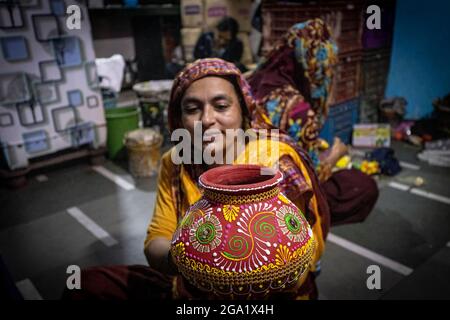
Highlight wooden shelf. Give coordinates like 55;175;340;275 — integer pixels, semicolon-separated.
88;4;180;16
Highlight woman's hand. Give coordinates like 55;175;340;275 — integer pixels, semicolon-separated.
144;237;178;276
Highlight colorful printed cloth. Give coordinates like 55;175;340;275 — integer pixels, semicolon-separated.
249;18;338;169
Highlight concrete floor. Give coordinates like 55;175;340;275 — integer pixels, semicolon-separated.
1;140;449;300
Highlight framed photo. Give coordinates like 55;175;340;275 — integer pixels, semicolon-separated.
39;60;63;82
0;73;31;105
33;81;60;106
52;36;83;67
0;3;24;29
32;14;61;41
17;102;46;127
67;89;83;107
0;36;29;62
51;105;77;132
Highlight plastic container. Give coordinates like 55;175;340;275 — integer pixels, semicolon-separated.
319;98;360;145
133;80;173;144
101;88;118;109
105;106;139;159
124;129;163;177
133;81;172;128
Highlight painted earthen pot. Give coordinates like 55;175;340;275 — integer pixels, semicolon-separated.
170;164;316;298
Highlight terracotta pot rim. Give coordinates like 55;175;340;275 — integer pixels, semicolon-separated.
199;164;283;192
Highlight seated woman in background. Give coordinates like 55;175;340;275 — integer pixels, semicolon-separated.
248;18;379;226
64;58;330;300
194;17;247;72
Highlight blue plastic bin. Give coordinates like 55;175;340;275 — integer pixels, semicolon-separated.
319;98;360;145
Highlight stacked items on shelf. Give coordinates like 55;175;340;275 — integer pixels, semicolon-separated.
180;0;253;65
262;1;364;55
330;50;362;106
360;48;391;123
180;0;203;62
262;0;364;144
319;98;360;144
359;0;396;123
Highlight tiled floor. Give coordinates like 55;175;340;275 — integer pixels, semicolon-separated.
1;141;449;299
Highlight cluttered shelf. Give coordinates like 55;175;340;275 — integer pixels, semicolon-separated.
88;4;180;16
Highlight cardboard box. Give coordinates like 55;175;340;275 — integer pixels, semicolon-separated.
229;0;252;32
181;28;202;62
352;124;391;148
204;0;253;32
204;0;230;30
181;0;204;28
237;32;253;65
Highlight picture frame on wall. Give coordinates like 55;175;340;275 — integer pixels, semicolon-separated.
0;73;32;105
39;60;63;82
33;81;60;106
17;102;47;127
51;105;77;133
86;95;100;108
67;90;84;107
51;36;83;68
32;14;62;42
0;2;24;29
16;0;41;8
50;0;66;16
0;113;14;127
84;61;100;89
22;130;50;155
0;36;30;62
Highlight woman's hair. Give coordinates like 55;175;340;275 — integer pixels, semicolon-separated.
217;17;240;39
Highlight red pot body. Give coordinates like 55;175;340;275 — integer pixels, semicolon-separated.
171;164;316;298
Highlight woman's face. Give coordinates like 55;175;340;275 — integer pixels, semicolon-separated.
217;30;232;47
180;76;243;160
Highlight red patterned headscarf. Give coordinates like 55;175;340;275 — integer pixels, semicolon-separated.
167;58;257;133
